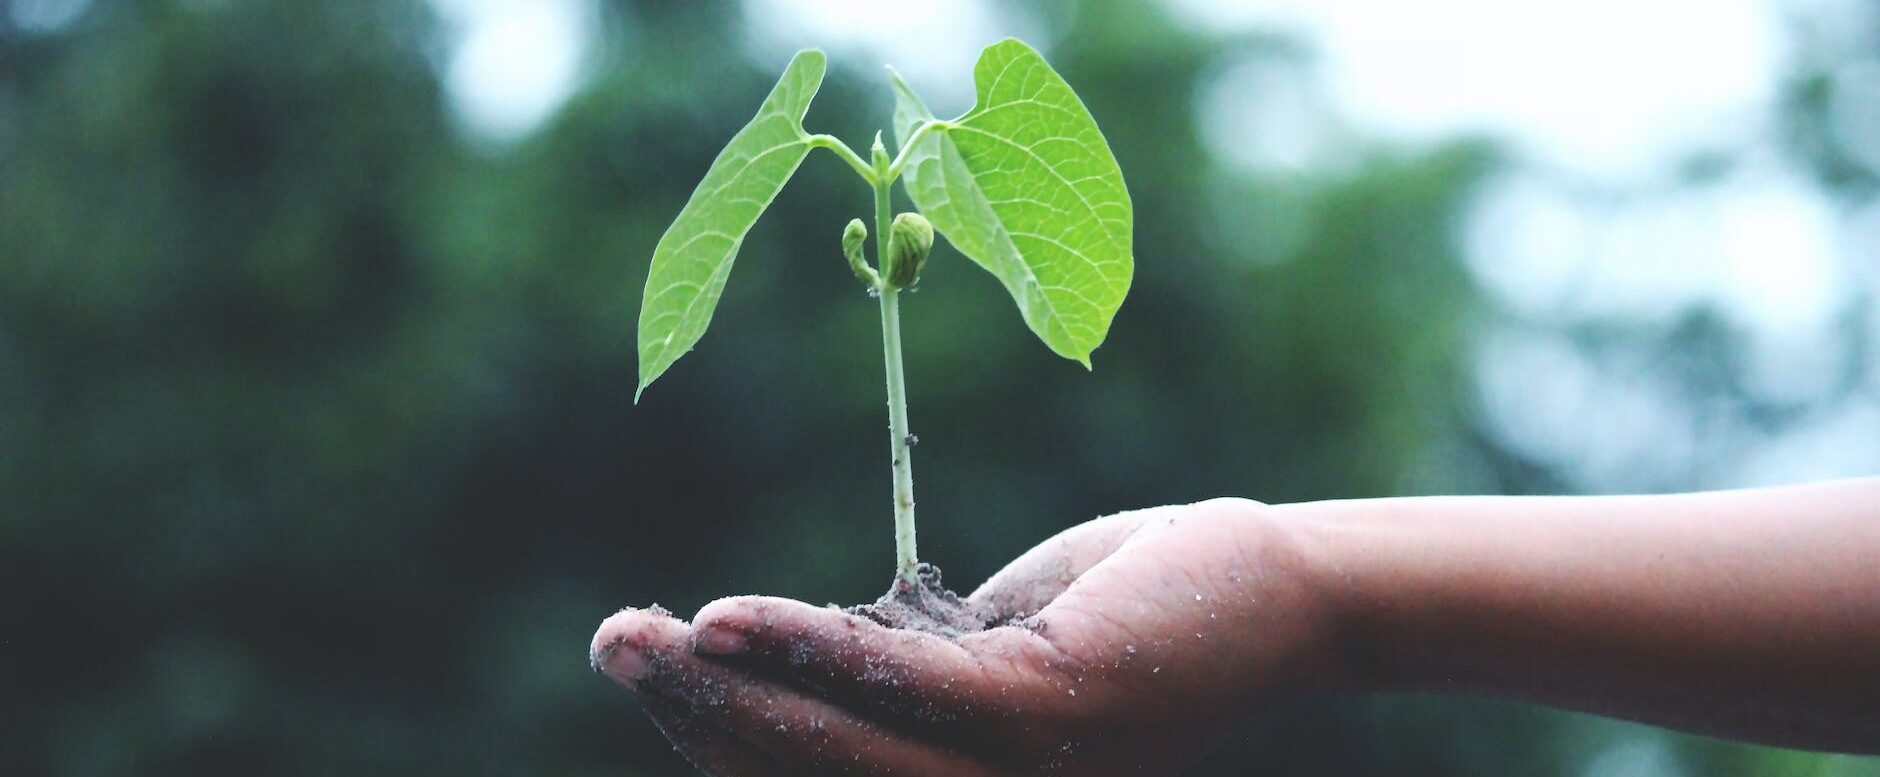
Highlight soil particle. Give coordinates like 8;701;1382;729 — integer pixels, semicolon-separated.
844;562;996;638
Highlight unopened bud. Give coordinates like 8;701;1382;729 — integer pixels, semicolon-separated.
841;218;878;286
870;130;890;170
884;212;934;289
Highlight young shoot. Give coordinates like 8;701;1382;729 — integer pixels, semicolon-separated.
635;40;1134;586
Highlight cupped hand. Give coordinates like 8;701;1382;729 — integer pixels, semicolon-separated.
590;498;1344;776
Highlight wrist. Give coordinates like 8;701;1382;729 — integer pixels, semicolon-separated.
1266;500;1411;695
1211;499;1375;702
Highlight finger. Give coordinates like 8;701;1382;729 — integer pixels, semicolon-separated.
595;609;790;776
612;608;1003;776
691;596;1057;731
968;508;1159;621
641;695;794;777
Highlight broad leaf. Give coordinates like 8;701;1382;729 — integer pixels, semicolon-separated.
892;39;1133;367
636;49;826;399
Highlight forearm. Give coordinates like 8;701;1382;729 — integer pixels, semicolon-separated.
1276;478;1880;753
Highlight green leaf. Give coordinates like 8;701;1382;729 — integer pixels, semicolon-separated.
891;39;1133;367
636;49;826;400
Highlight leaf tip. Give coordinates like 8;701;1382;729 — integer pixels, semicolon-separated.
987;37;1037;55
790;48;828;81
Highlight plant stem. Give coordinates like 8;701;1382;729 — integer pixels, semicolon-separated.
873;161;919;585
883;120;950;181
807;134;876;184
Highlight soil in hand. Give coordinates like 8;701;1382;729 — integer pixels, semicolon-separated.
845;562;999;638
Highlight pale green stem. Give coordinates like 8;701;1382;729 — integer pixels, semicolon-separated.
883;120;951;182
807;135;877;184
873;153;919;585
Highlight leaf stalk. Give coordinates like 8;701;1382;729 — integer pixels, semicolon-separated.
872;147;920;585
884;120;950;182
808;134;877;184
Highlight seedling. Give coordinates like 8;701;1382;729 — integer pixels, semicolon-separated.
636;39;1133;590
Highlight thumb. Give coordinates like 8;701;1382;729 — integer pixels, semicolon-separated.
967;507;1161;622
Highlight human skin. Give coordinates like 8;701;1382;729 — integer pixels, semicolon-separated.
590;478;1880;775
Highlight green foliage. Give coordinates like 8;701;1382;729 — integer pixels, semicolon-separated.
637;38;1135;399
892;39;1133;367
635;49;826;400
633;40;1137;580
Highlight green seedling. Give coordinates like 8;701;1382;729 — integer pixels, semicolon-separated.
636;39;1133;587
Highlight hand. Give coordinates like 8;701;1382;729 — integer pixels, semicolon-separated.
590;498;1345;776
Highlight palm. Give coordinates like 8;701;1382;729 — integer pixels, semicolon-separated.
592;498;1328;776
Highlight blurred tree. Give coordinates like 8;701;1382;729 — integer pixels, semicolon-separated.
0;0;1871;775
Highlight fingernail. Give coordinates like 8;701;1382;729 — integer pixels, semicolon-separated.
694;624;749;655
594;640;650;684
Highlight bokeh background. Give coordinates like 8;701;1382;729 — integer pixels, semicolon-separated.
3;0;1877;774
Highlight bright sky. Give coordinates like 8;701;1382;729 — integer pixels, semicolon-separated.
434;0;1790;177
7;0;94;31
431;0;1878;486
1171;0;1785;180
431;0;595;143
742;0;1008;112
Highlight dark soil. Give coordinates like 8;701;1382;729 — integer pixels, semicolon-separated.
844;562;997;638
